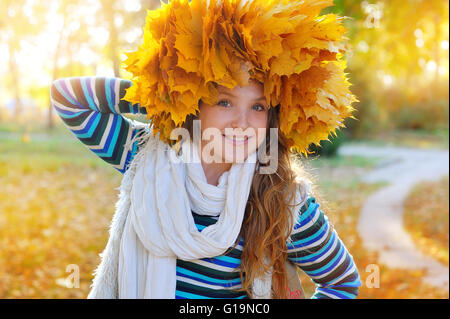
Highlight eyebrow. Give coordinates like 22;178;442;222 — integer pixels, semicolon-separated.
219;91;266;102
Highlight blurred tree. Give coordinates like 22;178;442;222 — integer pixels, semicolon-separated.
97;0;161;78
99;0;121;77
1;0;447;137
49;1;69;129
325;0;449;135
0;0;161;128
0;0;43;119
308;128;349;157
46;0;92;128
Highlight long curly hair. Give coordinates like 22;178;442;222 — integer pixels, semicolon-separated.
181;101;317;299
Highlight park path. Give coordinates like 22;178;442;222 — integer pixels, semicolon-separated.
338;144;449;289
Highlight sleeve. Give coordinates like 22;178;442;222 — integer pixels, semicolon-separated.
286;196;362;299
50;76;149;175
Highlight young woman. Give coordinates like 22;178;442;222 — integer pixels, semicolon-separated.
50;0;361;299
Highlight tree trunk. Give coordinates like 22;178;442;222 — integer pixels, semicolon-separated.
109;20;120;78
104;1;120;77
8;47;22;120
48;13;67;129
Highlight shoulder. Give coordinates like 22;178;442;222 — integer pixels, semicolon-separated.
286;194;327;247
283;177;312;232
289;177;313;219
123;121;154;172
287;177;326;232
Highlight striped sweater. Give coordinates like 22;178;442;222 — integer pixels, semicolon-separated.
50;76;361;299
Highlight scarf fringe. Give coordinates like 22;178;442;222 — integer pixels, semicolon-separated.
87;123;155;298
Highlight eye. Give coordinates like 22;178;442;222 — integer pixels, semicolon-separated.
253;104;266;112
217;99;231;107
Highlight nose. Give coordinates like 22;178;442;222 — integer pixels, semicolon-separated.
230;106;250;130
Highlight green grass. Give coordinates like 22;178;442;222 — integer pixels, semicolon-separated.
306;154;383;169
0;124;114;173
353;128;449;150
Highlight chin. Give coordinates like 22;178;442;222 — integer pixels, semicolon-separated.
222;149;255;164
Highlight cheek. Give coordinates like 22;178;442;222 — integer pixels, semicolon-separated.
198;108;228;130
236;116;267;154
252;113;269;137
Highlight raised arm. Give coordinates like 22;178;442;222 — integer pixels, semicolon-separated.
287;197;362;299
50;76;149;174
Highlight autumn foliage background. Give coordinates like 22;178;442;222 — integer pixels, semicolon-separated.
0;0;448;298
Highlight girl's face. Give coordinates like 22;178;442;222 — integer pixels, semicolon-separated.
197;80;269;164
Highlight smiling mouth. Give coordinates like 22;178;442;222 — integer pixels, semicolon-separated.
222;134;252;145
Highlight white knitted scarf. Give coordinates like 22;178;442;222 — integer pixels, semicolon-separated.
87;126;275;298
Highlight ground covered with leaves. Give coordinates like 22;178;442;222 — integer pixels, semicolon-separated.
0;125;448;298
403;175;449;267
298;156;449;299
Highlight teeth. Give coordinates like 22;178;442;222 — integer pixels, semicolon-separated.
224;135;248;141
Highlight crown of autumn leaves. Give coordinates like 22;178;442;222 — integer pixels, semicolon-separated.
122;0;358;156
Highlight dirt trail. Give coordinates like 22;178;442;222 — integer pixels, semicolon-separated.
338;144;449;289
